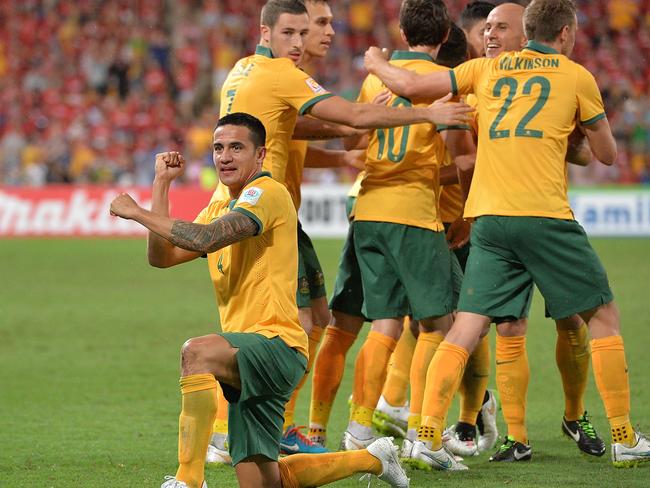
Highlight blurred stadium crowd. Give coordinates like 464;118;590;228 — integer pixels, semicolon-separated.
1;0;649;187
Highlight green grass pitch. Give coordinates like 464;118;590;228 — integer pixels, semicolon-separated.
1;238;649;487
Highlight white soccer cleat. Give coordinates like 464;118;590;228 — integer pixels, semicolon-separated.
612;431;650;468
341;429;376;451
373;395;409;438
161;476;207;488
400;438;414;460
205;444;232;465
478;389;499;452
409;440;469;471
443;425;478;457
365;437;410;488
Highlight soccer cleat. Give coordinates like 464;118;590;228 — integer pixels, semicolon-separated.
341;429;377;451
363;437;410;487
561;411;606;457
400;438;415;460
489;436;532;462
161;476;207;488
477;389;499;452
280;425;328;455
444;423;478;457
612;431;650;468
205;444;232;465
408;440;469;471
372;395;409;439
307;424;327;448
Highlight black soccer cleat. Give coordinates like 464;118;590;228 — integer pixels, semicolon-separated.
562;411;606;457
489;435;532;462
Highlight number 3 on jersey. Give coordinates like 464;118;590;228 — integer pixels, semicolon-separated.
489;76;550;140
376;97;412;163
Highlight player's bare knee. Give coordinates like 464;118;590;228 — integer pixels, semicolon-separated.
496;318;527;337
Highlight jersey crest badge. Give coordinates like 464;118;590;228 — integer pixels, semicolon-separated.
305;77;326;94
238;186;264;206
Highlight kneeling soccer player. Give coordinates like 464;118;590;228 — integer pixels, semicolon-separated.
109;112;409;488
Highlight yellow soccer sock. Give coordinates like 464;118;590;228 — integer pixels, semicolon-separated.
175;374;218;488
458;335;490;425
211;383;228;436
309;326;357;429
418;341;469;449
556;321;589;421
350;331;397;427
409;331;444;417
284;325;324;430
278;449;381;488
381;318;417;407
591;336;634;446
496;335;529;444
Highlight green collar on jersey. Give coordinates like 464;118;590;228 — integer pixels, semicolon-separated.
390;50;434;62
255;45;274;58
524;40;559;55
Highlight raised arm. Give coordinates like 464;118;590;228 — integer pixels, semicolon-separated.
582;118;616;166
308;92;471;130
364;47;453;100
146;152;203;268
111;195;258;256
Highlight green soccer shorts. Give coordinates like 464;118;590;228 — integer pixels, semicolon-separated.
218;332;307;465
458;216;613;321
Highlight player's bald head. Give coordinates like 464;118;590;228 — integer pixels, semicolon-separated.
484;1;527;57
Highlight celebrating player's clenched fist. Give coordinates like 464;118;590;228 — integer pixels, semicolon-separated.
154;151;186;181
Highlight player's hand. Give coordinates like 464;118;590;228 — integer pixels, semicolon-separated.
364;46;390;73
343;149;366;170
110;193;140;220
154;151;186;181
371;89;392;106
427;93;474;127
446;217;471;250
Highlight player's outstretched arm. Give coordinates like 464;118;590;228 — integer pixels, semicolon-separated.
110;197;258;256
308;92;472;130
292;116;364;140
364;46;452;100
582;118;616;166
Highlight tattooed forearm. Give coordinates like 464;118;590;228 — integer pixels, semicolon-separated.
169;212;258;253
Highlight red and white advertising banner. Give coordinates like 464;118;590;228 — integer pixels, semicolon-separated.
0;186;213;237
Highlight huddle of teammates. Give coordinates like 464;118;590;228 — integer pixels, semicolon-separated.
109;0;650;487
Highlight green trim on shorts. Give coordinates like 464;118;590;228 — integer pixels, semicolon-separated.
458;216;613;320
354;221;456;320
218;332;306;465
296;222;327;308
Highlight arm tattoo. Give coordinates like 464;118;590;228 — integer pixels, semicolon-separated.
169;211;258;254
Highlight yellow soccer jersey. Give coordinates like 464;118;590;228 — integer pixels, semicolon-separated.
354;51;448;231
348;170;365;198
438;149;464;224
220;46;334;185
285;139;308;210
450;41;606;219
194;171;308;358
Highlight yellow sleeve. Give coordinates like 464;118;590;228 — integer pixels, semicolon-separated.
275;67;335;115
357;75;380;104
575;65;606;126
232;181;287;235
450;58;491;96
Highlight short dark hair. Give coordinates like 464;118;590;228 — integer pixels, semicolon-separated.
215;113;267;148
459;1;495;31
260;0;308;28
436;23;468;68
524;0;576;43
399;0;450;48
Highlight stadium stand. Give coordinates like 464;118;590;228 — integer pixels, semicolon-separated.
1;0;649;186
